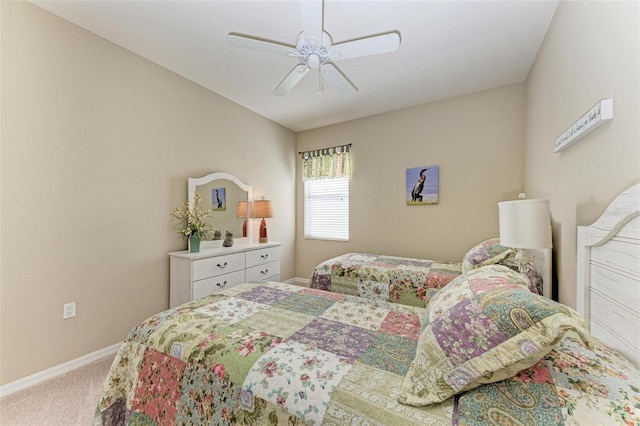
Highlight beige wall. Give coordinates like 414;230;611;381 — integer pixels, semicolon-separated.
0;2;296;385
525;1;640;307
4;0;637;388
295;83;526;278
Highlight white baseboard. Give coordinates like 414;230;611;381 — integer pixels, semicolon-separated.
283;277;310;286
1;279;311;398
0;342;121;398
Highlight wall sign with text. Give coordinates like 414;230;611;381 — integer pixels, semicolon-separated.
554;99;613;153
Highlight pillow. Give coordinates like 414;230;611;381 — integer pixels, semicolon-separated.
500;259;544;295
461;238;545;294
423;265;531;328
461;238;515;273
401;266;592;406
521;267;543;295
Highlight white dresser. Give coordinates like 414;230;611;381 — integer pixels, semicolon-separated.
169;242;281;308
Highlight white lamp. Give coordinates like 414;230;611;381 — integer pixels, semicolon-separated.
498;196;552;271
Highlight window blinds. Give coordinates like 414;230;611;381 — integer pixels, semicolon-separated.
301;144;351;240
303;177;349;240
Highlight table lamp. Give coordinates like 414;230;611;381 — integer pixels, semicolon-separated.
236;201;248;237
498;195;552;272
251;197;273;243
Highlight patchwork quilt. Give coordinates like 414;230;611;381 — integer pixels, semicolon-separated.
310;253;462;307
95;282;640;425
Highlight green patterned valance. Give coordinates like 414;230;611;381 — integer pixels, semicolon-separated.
300;144;352;181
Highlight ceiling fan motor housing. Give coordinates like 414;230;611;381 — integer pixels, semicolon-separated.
296;31;332;68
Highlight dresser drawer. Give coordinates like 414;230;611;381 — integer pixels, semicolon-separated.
246;261;280;282
246;246;281;268
193;270;246;299
193;253;245;281
169;242;282;308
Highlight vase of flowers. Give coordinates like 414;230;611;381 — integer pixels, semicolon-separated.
188;235;201;253
170;192;213;253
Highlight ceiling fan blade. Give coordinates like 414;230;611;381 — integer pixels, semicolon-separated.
322;64;357;98
332;32;400;61
299;0;323;41
273;64;309;96
227;33;294;56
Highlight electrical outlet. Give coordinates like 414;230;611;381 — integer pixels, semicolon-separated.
63;302;76;319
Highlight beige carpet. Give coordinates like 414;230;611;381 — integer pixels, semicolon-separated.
0;355;115;426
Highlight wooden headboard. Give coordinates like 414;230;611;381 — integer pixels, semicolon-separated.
577;183;640;368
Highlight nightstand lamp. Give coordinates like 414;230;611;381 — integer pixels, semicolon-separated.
498;196;552;274
236;201;248;237
252;197;273;243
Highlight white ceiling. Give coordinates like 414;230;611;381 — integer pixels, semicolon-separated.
32;0;559;132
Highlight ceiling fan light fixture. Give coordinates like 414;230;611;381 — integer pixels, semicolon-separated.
295;31;331;68
307;54;320;69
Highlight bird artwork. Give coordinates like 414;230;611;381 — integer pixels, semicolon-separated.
406;166;439;205
411;168;430;202
212;188;226;211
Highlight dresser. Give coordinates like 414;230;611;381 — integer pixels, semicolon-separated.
169;242;281;308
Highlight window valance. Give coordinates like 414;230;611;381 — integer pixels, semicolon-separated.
300;144;352;181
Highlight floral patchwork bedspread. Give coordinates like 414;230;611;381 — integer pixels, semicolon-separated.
95;282;640;426
310;253;462;307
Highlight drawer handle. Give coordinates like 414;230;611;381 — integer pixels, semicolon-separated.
260;269;269;275
261;254;269;259
216;281;228;288
217;262;228;269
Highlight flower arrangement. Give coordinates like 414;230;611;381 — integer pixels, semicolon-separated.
170;192;213;241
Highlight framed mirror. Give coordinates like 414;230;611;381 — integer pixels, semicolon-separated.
188;172;252;249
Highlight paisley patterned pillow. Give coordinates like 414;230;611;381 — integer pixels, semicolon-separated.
461;238;515;273
423;265;530;327
401;266;592;407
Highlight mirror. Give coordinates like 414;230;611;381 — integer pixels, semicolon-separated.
188;172;252;249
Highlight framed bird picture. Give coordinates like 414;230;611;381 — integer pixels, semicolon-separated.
406;166;439;205
211;187;226;211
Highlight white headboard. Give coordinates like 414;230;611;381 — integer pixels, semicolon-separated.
577;183;640;368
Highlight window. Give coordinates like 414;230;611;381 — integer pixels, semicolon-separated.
301;144;351;241
304;177;349;240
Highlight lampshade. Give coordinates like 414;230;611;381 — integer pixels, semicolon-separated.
236;201;248;238
251;199;273;219
236;201;247;218
498;199;552;249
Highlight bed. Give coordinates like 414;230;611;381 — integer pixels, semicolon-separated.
577;182;640;368
309;252;463;307
309;240;551;306
95;185;640;425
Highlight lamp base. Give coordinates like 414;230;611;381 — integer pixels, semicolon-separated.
514;249;537;289
515;249;534;271
259;218;268;243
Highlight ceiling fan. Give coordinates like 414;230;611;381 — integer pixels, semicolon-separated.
226;0;400;98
